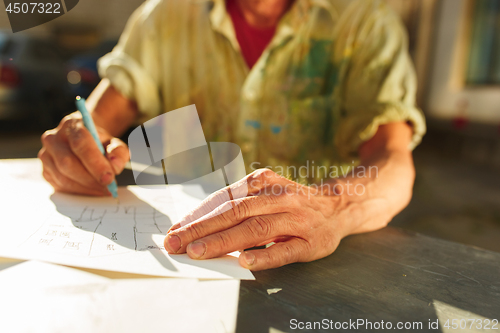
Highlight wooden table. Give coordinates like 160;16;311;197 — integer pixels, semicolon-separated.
236;227;500;332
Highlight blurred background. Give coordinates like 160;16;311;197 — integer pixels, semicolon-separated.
0;0;499;252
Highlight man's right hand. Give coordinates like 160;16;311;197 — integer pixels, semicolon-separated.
38;112;130;196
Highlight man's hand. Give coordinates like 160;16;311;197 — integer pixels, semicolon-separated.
165;169;346;271
164;122;415;271
38;79;138;196
38;112;130;196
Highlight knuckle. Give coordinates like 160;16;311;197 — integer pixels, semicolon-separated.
280;242;297;262
61;115;77;128
290;205;308;222
185;224;204;241
264;192;281;205
248;216;271;238
58;155;74;171
319;230;338;251
260;169;279;184
288;195;303;209
41;131;55;146
37;149;45;161
217;202;232;221
61;115;72;123
302;239;314;252
261;168;276;178
213;232;231;250
68;127;87;151
230;199;251;220
260;248;273;264
230;179;249;199
247;168;273;186
60;117;79;133
217;207;234;226
280;216;297;235
253;168;274;178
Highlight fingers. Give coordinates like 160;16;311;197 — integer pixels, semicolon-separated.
65;120;115;185
39;113;127;196
106;138;129;175
174;186;236;229
239;238;312;271
182;213;293;259
174;168;281;228
39;148;110;196
42;132;104;189
164;195;287;253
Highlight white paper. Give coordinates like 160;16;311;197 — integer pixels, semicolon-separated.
0;261;240;333
0;159;254;280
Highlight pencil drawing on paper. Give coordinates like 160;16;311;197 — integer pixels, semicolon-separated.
21;203;172;257
1;184;254;279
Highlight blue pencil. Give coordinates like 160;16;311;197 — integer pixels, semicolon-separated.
75;96;119;198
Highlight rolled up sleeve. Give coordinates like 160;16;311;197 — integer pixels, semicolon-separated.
98;0;163;122
334;0;426;160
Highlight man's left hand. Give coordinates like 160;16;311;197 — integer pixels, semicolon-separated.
164;169;346;271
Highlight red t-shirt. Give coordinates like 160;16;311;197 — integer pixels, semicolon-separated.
226;0;276;68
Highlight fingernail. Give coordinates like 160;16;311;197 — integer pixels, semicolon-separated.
243;252;255;266
100;172;114;185
187;241;206;259
165;234;181;253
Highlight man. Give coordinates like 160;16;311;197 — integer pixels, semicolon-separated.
38;0;426;270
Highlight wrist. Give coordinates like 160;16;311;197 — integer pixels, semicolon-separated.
321;177;382;238
318;179;357;238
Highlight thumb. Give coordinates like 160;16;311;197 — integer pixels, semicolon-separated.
239;237;312;271
106;138;130;175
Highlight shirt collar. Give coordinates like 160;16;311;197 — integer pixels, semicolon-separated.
206;0;338;50
209;0;240;50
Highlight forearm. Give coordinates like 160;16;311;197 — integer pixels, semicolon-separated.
86;79;139;137
333;149;415;237
331;123;416;237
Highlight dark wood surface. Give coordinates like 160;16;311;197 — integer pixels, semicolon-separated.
116;171;500;333
236;227;500;333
